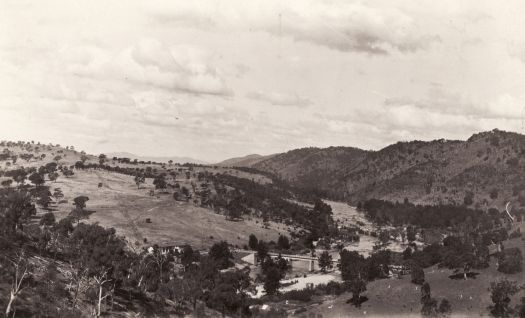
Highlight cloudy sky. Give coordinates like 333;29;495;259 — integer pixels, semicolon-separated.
1;0;525;162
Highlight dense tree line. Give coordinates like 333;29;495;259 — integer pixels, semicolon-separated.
205;174;335;238
361;198;502;229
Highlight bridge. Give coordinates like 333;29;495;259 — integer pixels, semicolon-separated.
234;249;338;272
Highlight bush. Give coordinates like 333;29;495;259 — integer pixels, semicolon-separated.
281;288;314;302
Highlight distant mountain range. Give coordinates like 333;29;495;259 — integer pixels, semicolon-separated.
106;152;208;165
220;129;525;208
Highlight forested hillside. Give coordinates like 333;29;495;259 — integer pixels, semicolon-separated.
246;129;525;208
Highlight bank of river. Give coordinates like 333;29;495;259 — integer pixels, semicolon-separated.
324;200;407;257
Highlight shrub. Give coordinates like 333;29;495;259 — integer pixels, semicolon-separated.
281;288;314;302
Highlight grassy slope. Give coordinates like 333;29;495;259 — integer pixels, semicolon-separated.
301;237;525;318
47;169;285;250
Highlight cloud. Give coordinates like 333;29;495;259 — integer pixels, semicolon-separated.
147;0;441;55
272;2;441;55
58;40;232;97
247;91;312;107
385;88;524;120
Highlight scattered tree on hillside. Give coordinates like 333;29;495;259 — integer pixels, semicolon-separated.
73;196;89;210
48;172;59;183
0;191;36;233
488;279;519;318
29;172;45;188
134;174;145;189
98;154;106;165
153;175;167;192
53;188;64;203
63;169;74;178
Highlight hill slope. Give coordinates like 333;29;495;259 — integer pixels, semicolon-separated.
216;153;276;167
251;129;525;208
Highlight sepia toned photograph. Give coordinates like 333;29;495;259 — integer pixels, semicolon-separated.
1;1;524;317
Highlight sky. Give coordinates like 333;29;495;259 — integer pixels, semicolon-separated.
1;0;525;162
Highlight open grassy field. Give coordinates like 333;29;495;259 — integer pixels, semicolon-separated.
299;237;525;318
46;169;286;250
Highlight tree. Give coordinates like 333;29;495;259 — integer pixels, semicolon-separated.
407;226;416;242
67;223;129;316
0;191;36;233
134;174;145;189
181;186;190;198
63;169;74;178
53;155;62;163
263;266;281;295
48;172;59;183
98;154;106;165
488;279;519;318
206;270;251;317
29;172;45;188
411;263;425;285
209;241;234;270
73;196;89;210
256;241;269;263
277;235;290;250
153;176;167;192
40;212;56;226
180;244;198;269
339;250;367;307
248;234;258;250
4;251;33;317
53;188;64;202
318;250;333;273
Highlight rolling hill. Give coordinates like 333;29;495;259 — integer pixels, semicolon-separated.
239;129;525;208
216;153;276;167
106;151;208;165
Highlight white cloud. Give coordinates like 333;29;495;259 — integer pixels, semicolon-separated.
247;91;312;107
